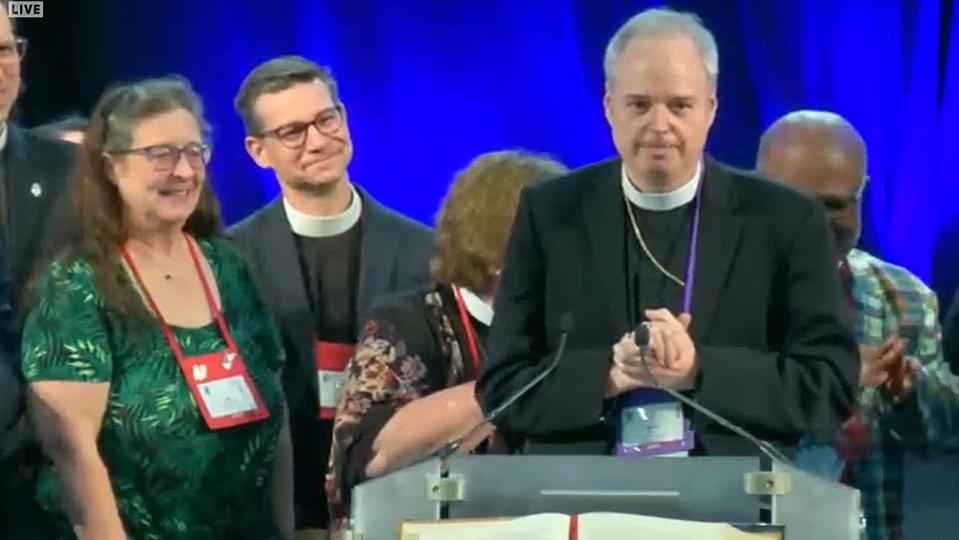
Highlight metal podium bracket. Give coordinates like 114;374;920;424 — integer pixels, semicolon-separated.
427;474;465;502
744;471;791;496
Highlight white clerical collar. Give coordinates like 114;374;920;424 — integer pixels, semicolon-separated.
621;160;703;211
456;286;493;326
0;123;8;152
283;186;363;238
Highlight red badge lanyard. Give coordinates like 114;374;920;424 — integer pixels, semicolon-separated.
119;234;269;428
838;259;856;312
120;235;238;355
452;287;482;377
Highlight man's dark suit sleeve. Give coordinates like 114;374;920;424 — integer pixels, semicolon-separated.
944;291;959;375
0;267;20;448
0;355;20;442
695;202;859;441
477;191;611;435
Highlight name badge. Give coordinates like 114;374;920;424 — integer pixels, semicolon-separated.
179;349;270;430
616;388;694;457
315;341;355;420
198;376;259;417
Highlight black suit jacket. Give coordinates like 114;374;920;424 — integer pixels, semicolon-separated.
228;186;434;407
477;157;860;455
3;125;75;291
0;125;74;450
0;268;16;439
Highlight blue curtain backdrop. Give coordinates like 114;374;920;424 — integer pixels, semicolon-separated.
27;0;958;300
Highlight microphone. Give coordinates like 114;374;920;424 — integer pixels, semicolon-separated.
633;323;792;464
435;312;574;459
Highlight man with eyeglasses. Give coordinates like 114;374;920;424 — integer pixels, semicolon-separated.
757;110;959;540
0;1;78;536
230;55;432;539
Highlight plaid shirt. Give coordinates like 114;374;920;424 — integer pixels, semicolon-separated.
844;249;959;540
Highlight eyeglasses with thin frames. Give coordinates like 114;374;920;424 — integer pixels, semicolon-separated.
258;105;344;149
109;143;212;172
0;37;28;64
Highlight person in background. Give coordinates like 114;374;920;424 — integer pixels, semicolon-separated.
757;110;959;540
32;114;88;145
326;150;568;525
230;55;433;539
0;1;78;534
20;76;293;539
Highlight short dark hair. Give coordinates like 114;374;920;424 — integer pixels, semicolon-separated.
233;55;340;135
32;114;89;141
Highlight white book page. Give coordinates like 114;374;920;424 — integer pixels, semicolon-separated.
578;512;774;540
401;513;569;540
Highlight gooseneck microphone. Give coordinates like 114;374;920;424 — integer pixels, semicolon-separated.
633;323;792;464
436;313;575;459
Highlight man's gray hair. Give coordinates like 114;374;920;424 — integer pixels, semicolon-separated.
604;8;719;88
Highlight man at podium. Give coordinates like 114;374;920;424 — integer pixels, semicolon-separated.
476;8;860;458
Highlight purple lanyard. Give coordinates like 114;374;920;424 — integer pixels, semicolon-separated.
681;177;704;313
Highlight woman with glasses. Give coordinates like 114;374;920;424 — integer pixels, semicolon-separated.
325;150;567;526
19;76;293;539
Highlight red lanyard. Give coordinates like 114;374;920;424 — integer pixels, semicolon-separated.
119;234;238;356
452;286;482;377
838;259;854;305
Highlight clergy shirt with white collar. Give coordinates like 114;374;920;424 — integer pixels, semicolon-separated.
283;185;363;238
621;159;703;321
621;159;702;211
282;182;364;353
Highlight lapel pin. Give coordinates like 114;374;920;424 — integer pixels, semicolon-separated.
30;183;43;198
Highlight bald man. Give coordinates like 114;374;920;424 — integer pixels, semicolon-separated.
758;110;959;540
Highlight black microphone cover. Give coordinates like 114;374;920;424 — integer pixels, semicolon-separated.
634;322;650;347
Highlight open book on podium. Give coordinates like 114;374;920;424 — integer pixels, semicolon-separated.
400;512;783;540
347;455;861;540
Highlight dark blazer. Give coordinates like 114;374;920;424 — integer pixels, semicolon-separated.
0;124;74;449
0;245;16;436
3;125;76;292
228;185;434;407
477;156;860;455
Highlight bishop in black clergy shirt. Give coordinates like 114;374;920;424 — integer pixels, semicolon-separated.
477;8;860;456
229;56;432;535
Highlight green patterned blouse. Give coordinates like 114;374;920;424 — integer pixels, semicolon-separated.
21;237;285;540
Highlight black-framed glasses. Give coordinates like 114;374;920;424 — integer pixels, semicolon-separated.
110;143;211;172
258;105;343;149
0;36;28;63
